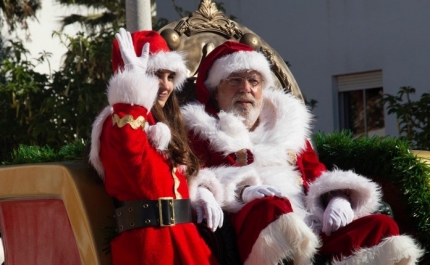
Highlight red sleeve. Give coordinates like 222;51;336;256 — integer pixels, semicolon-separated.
188;131;211;167
296;140;327;192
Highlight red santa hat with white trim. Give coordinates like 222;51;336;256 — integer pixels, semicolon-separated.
111;30;187;90
195;41;275;114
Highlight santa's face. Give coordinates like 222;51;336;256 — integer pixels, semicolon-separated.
155;70;175;107
215;70;263;129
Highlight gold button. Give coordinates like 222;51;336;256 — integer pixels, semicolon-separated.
128;207;133;212
130;222;135;227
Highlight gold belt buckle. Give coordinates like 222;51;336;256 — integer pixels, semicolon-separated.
158;197;175;227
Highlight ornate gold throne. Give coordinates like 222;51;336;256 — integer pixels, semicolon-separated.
158;0;304;104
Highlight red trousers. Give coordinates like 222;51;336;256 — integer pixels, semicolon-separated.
320;214;400;260
230;197;399;262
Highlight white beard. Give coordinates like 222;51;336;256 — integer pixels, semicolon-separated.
230;98;263;129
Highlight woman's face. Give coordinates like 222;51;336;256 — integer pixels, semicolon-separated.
155;70;175;108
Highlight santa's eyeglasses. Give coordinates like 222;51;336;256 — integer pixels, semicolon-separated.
223;75;263;88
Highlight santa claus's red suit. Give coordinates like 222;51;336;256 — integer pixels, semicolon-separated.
89;30;218;265
182;41;423;265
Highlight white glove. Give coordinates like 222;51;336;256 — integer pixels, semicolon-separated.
322;196;354;236
241;185;283;203
194;187;224;232
115;28;150;72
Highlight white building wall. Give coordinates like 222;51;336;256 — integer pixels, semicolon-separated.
156;0;430;136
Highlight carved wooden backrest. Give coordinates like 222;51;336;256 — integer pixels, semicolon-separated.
158;0;303;105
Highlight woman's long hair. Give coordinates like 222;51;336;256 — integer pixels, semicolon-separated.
151;92;200;179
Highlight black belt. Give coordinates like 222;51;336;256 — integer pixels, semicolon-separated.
115;198;192;233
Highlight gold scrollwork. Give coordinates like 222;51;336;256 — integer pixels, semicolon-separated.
112;114;146;130
174;0;243;39
260;46;292;92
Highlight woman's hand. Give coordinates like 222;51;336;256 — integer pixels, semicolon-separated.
194;187;224;232
115;28;150;72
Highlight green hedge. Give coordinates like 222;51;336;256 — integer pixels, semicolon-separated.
1;139;87;165
314;130;430;254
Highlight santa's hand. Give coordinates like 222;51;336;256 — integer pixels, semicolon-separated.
322;196;354;236
115;28;150;72
241;185;283;203
194;187;223;232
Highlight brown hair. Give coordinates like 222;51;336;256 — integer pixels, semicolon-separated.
151;92;200;179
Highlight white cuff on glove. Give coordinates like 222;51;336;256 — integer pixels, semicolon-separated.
147;122;171;151
322;196;354;236
194;187;224;232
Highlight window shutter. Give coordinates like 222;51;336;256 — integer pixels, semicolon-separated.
337;71;382;92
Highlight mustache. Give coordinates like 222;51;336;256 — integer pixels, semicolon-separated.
232;95;257;106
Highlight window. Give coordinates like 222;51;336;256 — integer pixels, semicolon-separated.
338;71;385;137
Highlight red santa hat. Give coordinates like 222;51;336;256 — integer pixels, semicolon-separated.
111;30;187;90
195;41;275;110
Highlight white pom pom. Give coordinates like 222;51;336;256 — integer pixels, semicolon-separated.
147;122;171;151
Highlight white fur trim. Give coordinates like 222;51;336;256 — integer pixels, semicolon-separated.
148;51;188;90
188;168;225;206
181;104;253;155
146;122;171;151
245;213;320;265
204;50;275;91
251;89;312;167
189;165;262;212
332;235;424;265
210;165;262;212
107;68;159;111
182;89;312;158
89;106;113;179
306;169;382;234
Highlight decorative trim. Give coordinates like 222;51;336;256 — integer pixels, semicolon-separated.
171;167;182;199
112;114;146;130
235;149;248;166
259;46;292;92
174;0;243;39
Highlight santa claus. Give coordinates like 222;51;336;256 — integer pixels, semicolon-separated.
182;41;423;265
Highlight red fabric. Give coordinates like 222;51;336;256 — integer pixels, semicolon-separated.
111;30;170;73
99;103;218;265
229;197;294;262
0;199;81;265
296;140;327;192
319;214;400;260
195;41;254;114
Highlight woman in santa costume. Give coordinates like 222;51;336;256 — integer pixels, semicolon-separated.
181;41;424;265
89;28;219;265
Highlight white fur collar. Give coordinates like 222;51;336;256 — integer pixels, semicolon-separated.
182;88;313;162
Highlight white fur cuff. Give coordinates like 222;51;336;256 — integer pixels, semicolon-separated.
107;69;159;111
306;169;382;227
332;235;424;265
146;122;171;151
188;168;225;207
